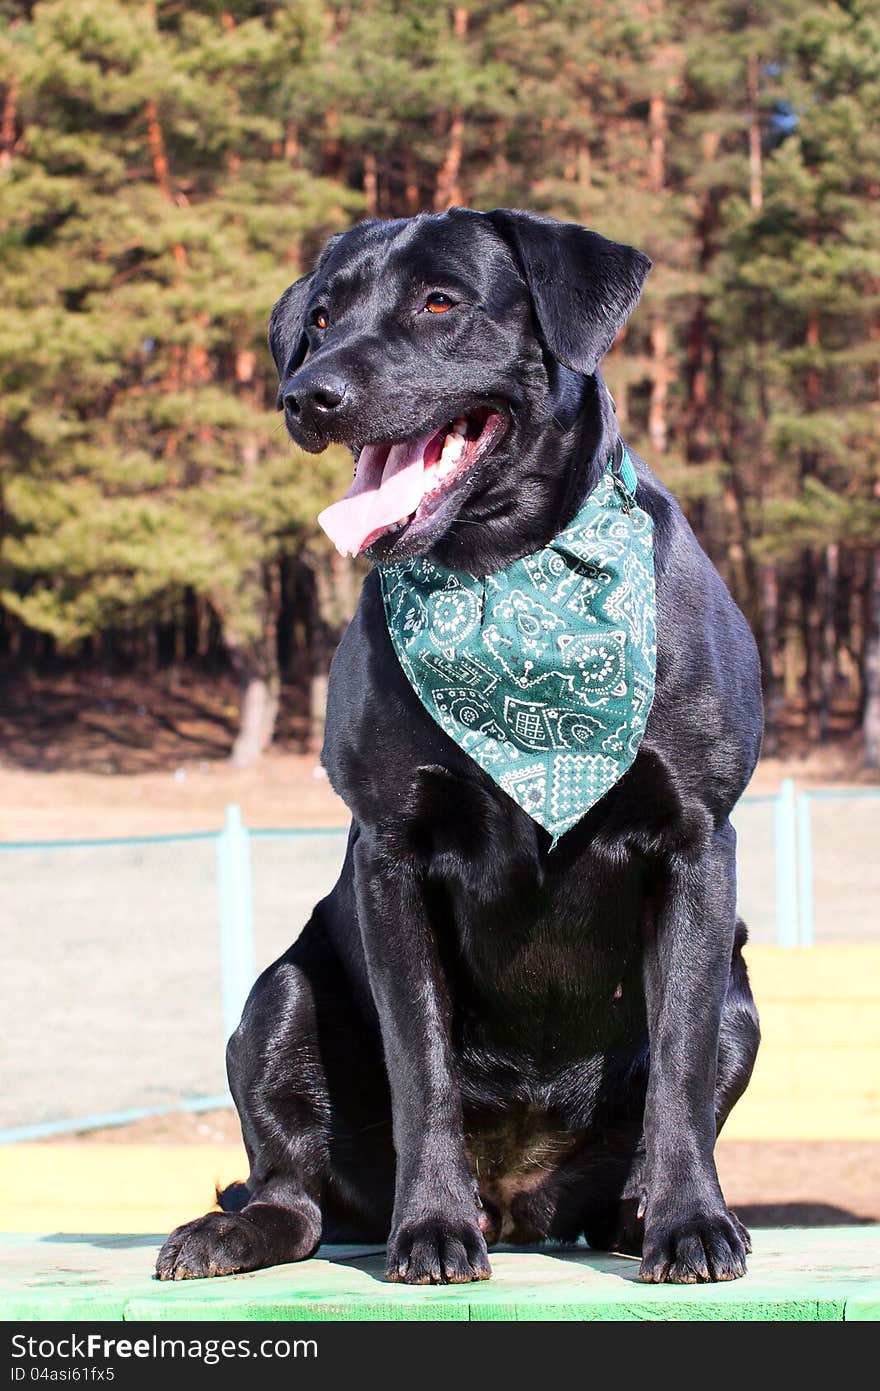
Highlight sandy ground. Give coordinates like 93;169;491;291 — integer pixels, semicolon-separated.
0;751;348;841
41;1109;879;1229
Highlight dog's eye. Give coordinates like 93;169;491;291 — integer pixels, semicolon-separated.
424;293;454;314
312;309;329;330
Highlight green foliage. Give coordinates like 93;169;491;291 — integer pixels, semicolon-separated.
0;0;878;740
0;0;358;652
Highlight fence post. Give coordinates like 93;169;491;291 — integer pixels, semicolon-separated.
796;792;814;948
774;777;798;947
216;803;256;1045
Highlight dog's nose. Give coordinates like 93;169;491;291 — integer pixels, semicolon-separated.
283;373;348;418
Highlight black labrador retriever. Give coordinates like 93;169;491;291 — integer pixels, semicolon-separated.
156;208;762;1286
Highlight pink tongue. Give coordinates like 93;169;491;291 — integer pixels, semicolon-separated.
317;433;434;556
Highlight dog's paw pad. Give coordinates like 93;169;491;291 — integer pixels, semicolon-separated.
386;1216;491;1285
639;1209;749;1284
155;1212;264;1281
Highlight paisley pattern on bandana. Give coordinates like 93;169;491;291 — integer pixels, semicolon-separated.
380;453;656;844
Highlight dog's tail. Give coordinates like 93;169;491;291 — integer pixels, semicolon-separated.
729;916;760;1033
732;916;749;957
216;1180;251;1213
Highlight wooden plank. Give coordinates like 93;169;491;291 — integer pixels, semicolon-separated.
1;1230;877;1323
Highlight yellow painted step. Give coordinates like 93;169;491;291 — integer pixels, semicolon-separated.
723;1095;880;1141
742;1048;878;1100
745;946;880;1001
729;945;880;1136
0;1145;246;1236
756;1000;880;1047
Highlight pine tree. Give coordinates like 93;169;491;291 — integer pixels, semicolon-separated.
0;0;360;759
1;0;878;766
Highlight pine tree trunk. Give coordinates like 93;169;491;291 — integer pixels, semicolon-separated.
322;110;343;179
685;299;710;460
577;140;590;188
647;79;668;459
684;130;720;468
145;96;186;269
197;597;211;659
308;640;332;756
648;94;666;194
850;550;867;712
649;317;669;456
820;543;839;739
404;151;420;214
364;150;378;217
747;49;763;212
433;8;468;210
231;664;281;768
783;583;802;707
492;119;510;195
434;111;464;210
721;478;750;609
712;325;759;619
1;59;18;171
760;562;780;756
864;549;880;768
304;550;355;755
223;598;281;768
222;343;277;766
306;585;334;758
284;120;299;162
802;550;822;744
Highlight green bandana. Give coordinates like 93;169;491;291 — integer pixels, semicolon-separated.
380;450;656;844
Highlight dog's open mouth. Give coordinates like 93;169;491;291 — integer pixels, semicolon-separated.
317;407;507;558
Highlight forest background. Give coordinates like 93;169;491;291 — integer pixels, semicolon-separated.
2;0;879;770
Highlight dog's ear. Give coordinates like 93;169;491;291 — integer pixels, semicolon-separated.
485;209;651;375
268;234;344;402
268;274;314;388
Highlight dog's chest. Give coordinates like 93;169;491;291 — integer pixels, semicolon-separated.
440;838;645;1006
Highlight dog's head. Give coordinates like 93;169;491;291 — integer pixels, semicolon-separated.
270;209;650;570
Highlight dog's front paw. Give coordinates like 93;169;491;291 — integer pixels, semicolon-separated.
155;1212;266;1281
639;1203;751;1284
386;1213;492;1285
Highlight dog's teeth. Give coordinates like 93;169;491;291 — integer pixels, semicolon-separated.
453;418;467;435
440;433;466;466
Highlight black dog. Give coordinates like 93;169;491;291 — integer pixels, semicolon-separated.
156;209;762;1286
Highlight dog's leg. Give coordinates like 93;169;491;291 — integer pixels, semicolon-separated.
353;831;490;1284
584;924;760;1259
715;920;761;1134
638;821;751;1283
154;903;395;1281
155;950;328;1280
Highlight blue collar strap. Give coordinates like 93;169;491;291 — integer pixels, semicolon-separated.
608;437;639;498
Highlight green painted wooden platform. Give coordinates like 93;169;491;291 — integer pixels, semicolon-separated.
2;1229;878;1321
